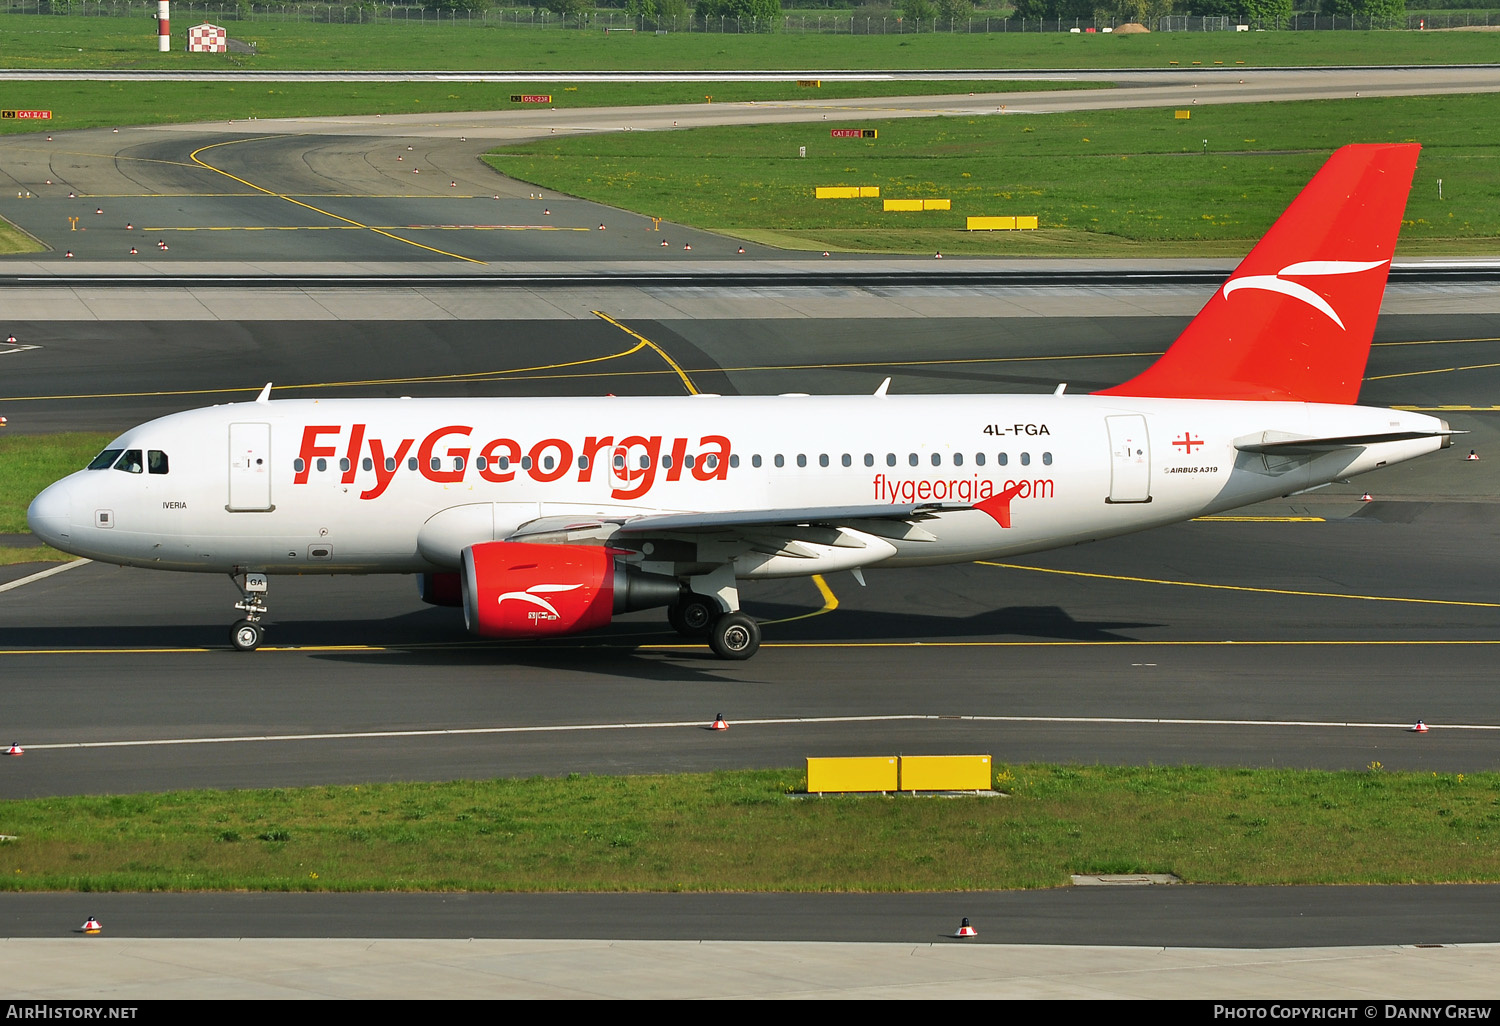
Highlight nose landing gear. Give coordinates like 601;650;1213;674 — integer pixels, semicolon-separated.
230;571;269;651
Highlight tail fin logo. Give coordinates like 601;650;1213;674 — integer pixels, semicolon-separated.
1220;259;1390;330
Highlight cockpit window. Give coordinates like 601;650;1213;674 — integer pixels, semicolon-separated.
113;449;144;474
148;450;169;475
87;448;123;470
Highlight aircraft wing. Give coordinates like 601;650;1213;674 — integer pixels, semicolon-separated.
612;503;967;533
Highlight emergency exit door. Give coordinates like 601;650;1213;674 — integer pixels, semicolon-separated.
228;422;273;511
1105;415;1152;504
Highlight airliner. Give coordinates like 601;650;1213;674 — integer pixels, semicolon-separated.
27;143;1452;660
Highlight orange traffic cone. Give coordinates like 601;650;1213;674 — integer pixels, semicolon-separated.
82;917;101;934
1410;720;1429;733
711;714;727;731
6;742;22;756
737;247;744;254
955;917;977;938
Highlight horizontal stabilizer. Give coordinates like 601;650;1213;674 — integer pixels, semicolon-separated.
1235;428;1455;454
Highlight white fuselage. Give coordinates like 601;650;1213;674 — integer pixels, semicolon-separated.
27;393;1447;578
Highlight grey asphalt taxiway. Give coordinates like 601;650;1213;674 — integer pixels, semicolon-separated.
4;78;1500;996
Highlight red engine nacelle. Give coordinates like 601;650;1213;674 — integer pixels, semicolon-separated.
460;541;681;639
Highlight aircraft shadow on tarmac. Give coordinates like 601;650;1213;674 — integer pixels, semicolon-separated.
1;601;1155;685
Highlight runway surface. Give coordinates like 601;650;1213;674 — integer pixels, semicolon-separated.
3;74;1500;997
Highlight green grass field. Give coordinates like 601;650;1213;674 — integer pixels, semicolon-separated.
486;93;1500;255
0;433;106;563
4;16;1500;72
1;765;1496;892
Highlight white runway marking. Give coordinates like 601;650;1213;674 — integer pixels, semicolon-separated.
0;558;90;594
18;712;1500;752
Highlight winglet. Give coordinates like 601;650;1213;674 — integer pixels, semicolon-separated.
1097;144;1420;405
874;377;891;397
255;382;273;404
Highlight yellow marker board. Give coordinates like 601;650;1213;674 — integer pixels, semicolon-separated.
807;757;898;793
899;755;992;792
1175;110;1191;119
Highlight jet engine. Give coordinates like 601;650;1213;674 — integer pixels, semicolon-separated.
417;572;463;607
460;541;681;639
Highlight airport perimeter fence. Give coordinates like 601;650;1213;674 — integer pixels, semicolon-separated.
0;2;1494;32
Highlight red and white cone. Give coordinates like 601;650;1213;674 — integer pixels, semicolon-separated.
598;223;606;230
661;240;669;247
6;742;22;756
1360;492;1374;502
1467;450;1479;461
5;335;16;344
711;714;727;731
954;917;977;938
1410;720;1429;733
684;243;691;251
82;917;101;934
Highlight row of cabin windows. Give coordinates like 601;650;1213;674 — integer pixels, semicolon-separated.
86;448;169;475
291;451;1054;474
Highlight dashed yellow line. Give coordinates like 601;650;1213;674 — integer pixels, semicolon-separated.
187;138;486;265
978;561;1500;609
592;311;700;396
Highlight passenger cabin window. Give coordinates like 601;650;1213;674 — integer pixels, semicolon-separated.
114;449;144;474
88;449;123;471
148;450;169;475
1043;452;1053;466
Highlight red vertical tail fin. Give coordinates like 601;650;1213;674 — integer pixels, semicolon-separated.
1096;143;1420;404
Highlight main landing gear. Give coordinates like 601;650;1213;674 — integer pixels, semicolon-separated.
667;588;761;661
230;571;269;651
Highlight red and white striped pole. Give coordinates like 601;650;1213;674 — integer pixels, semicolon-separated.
157;2;170;53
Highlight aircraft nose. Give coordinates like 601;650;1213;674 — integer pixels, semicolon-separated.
26;479;73;548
